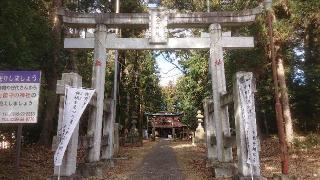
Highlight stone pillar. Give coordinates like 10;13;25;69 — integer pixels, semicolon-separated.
195;110;205;144
192;132;195;146
203;99;216;160
114;123;120;156
87;24;107;162
152;118;156;141
105;87;117;160
101;98;112;160
172;127;175;140
53;73;82;177
233;72;261;178
209;23;233;177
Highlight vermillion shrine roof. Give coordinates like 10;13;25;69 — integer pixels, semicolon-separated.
148;112;186;128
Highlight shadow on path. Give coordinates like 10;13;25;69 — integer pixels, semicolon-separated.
128;139;186;180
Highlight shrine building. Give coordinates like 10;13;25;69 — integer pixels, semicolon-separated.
148;112;188;139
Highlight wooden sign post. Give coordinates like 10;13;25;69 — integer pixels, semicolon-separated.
0;71;41;178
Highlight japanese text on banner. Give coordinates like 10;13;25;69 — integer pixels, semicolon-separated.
238;74;259;165
54;86;95;166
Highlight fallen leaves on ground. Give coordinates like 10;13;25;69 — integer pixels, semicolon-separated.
169;141;215;180
91;140;157;180
0;136;319;179
0;144;53;180
260;135;320;179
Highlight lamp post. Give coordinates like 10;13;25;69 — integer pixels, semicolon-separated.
264;0;289;175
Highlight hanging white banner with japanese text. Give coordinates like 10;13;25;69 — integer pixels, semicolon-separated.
54;86;95;166
0;71;41;123
238;73;259;165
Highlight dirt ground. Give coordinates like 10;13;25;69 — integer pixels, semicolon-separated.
170;136;320;179
0;136;319;179
260;135;320;179
126;139;185;180
169;141;215;180
0;144;53;180
94;140;157;180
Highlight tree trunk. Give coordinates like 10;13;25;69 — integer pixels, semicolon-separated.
66;49;78;72
277;57;294;145
39;0;62;146
271;0;294;146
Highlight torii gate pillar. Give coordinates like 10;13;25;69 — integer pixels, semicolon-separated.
87;24;107;162
209;23;233;176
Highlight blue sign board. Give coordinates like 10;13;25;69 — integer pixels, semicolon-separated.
0;71;41;123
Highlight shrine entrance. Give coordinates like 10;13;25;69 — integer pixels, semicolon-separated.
54;2;270;179
146;112;187;139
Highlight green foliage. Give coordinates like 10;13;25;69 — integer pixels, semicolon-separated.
1;0;319;144
176;50;211;129
161;0;206;11
0;0;55;143
117;49;164;130
0;0;52;70
293;134;320;149
65;0;113;13
160;0;307;133
161;82;177;112
286;0;320;127
139;52;164;113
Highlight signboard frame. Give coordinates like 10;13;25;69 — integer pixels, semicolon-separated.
0;71;41;123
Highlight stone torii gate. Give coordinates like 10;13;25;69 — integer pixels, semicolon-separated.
56;3;266;178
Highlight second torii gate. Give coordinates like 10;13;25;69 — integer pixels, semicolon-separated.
57;3;266;178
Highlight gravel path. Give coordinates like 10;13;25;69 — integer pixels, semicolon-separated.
128;139;186;180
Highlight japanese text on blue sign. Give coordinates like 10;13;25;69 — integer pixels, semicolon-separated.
0;71;41;123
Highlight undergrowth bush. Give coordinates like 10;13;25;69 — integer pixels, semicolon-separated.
293;134;320;149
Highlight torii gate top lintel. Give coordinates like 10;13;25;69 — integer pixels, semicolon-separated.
62;2;270;50
58;5;264;28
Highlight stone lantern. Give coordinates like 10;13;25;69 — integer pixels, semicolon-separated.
196;110;204;127
129;115;139;143
195;110;205;144
263;0;272;10
131;118;138;130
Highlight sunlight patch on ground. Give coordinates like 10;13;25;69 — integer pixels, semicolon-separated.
170;141;213;179
0;141;10;149
265;165;277;171
171;143;195;149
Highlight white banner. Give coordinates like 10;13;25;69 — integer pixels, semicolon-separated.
238;73;259;165
54;86;95;166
